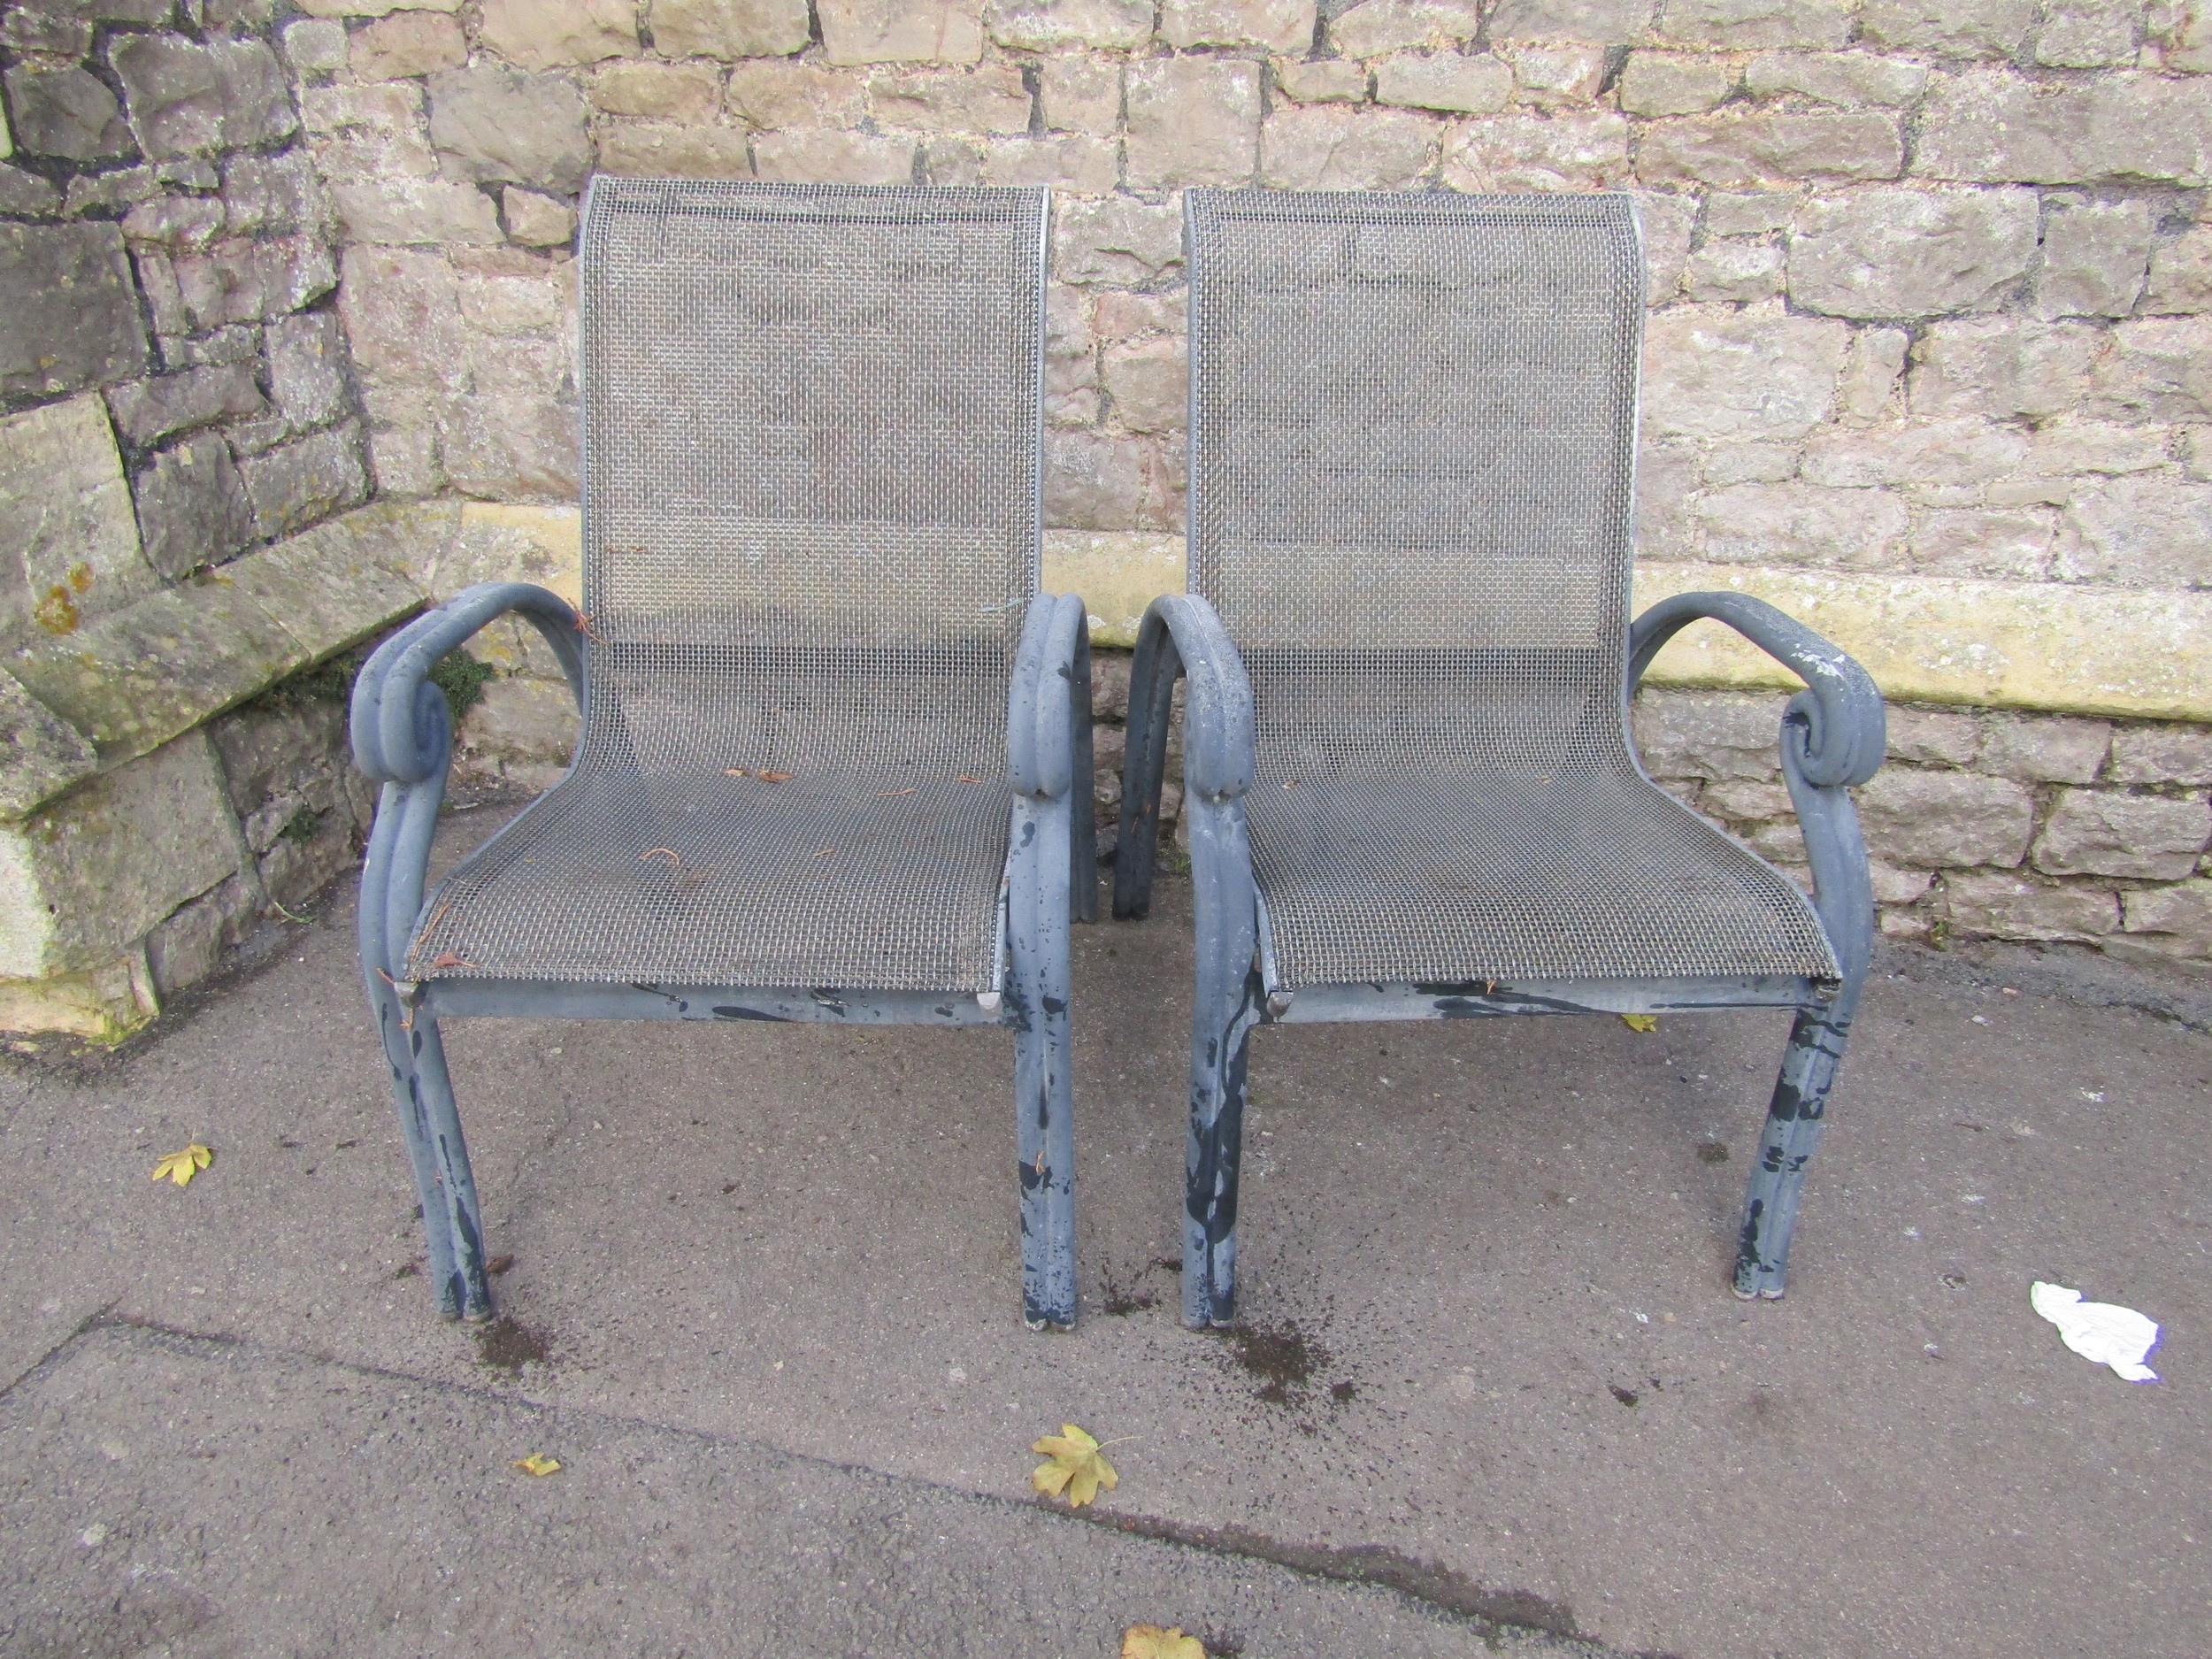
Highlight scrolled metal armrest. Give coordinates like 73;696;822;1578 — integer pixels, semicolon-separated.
1628;591;1886;789
1009;593;1088;801
1133;595;1255;802
350;582;583;785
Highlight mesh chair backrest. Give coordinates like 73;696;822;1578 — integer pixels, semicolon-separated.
578;179;1046;774
1185;189;1645;775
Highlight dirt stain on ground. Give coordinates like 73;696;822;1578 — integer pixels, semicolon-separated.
1226;1321;1325;1405
474;1317;554;1374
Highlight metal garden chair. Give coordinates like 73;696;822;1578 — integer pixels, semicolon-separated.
1116;190;1886;1327
351;180;1094;1329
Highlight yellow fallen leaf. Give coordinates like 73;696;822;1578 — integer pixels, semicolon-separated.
511;1453;561;1477
152;1144;213;1187
1031;1423;1118;1508
1124;1626;1205;1659
1619;1014;1658;1033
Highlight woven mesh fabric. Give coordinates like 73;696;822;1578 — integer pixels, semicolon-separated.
410;180;1045;992
1187;189;1837;988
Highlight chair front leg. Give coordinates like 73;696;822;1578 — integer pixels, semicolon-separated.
1008;792;1077;1328
1183;793;1264;1329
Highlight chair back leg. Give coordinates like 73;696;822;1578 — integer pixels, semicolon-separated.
1183;794;1265;1328
408;1014;494;1320
1009;793;1078;1328
1733;984;1862;1299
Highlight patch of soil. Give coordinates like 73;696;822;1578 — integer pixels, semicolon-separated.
474;1316;554;1374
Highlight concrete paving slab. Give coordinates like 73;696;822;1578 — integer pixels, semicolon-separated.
4;801;2207;1656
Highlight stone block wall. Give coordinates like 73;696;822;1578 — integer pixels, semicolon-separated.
0;3;426;1038
10;0;2212;1038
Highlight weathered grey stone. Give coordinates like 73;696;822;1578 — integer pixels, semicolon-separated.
157;325;260;373
1855;766;2036;868
983;0;1151;49
1693;481;1909;568
1945;872;2118;942
2019;422;2170;482
1102;337;1186;435
2034;196;2153;320
1629;687;1785;781
1789;188;2039;319
300;82;436;182
0;163;62;216
2087;317;2212;423
752;129;912;184
1915;69;2212;187
104;364;264;448
163;236;336;333
1055;196;1184;286
4;65;134;162
588;64;722;123
1642;308;1847;441
1836;326;1909;422
337;245;462;388
1638;111;1901;188
1046;428;1177;531
220;152;322;238
1505;43;1607;106
477;0;635;71
330;177;503;246
265;311;349;434
120;196;227;252
428;64;592;195
0;393;157;642
870;65;1031;134
0;733;242;979
2037;3;2142;68
1704;191;1797;238
2158;0;2212;70
1331;0;1483;57
1682;239;1783;303
1635;438;1697;555
145;872;257;996
1261;106;1434;188
2145;225;2212;315
1886;704;1980;767
1488;0;1650;42
1801;418;2027;494
438;395;579;499
1275;58;1366;104
1373;51;1511;114
1861;0;2037;58
1742;51;1928;107
597;124;755;180
503;188;578;248
1659;0;1848;48
1125;58;1261;190
2121;879;2212;958
1034;55;1119;134
1160;0;1316;50
236;423;369;540
1979;713;2112;784
653;0;812;58
1907;507;2055;580
349;11;467;81
1909;317;2100;420
2035;788;2212;879
2109;725;2212;787
1441;111;1629;190
2;9;94;54
1633;191;1697;304
725;61;868;130
132;434;256;580
1045;287;1096;426
980;133;1118;192
1700;779;1795;822
2057;475;2212;588
0;664;101;824
1700;441;1797;486
110;35;296;160
818;0;987;65
457;674;580;764
279;18;347;78
0;223;146;401
1617;52;1733;117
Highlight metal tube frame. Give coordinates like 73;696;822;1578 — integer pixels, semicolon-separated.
1114;590;1886;1326
352;584;1094;1328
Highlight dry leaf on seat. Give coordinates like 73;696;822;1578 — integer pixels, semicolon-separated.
1619;1014;1658;1033
152;1144;213;1187
756;771;793;783
1031;1423;1118;1508
511;1453;561;1477
429;951;475;971
1123;1625;1205;1659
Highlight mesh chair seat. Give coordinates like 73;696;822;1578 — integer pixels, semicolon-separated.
1246;762;1838;988
407;758;1009;992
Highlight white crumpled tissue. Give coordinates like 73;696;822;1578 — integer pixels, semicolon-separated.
2031;1281;2161;1383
